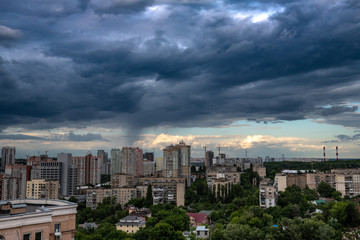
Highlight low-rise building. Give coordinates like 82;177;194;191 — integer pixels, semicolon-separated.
129;206;152;221
0;199;77;240
195;226;209;239
186;213;209;228
116;216;145;234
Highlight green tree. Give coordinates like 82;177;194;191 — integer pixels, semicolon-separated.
317;182;336;198
145;184;153;207
149;223;185;240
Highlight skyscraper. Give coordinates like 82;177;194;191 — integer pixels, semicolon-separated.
111;148;121;174
72;153;101;186
120;147;143;177
97;150;109;175
163;141;191;185
57;153;78;197
1;146;16;171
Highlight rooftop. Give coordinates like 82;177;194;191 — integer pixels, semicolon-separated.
0;199;77;218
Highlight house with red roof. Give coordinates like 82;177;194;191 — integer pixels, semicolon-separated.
186;213;209;228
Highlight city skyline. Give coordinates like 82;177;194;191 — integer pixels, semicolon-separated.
0;0;359;158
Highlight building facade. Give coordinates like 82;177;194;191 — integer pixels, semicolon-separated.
57;153;78;197
259;178;277;208
120;147;143;177
115;216;145;234
72;154;101;186
162;141;191;185
26;179;59;199
85;186;147;209
0;164;29;200
1;147;15;171
111;148;121;175
0;199;77;240
137;177;185;207
111;174;135;188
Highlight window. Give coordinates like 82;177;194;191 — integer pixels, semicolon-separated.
205;231;208;235
0;235;4;240
23;233;31;240
55;223;61;233
35;232;42;240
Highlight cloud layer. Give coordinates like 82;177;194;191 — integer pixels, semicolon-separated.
0;0;359;142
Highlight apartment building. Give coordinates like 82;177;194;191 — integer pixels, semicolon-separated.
72;154;101;186
86;186;147;209
143;160;155;177
0;164;30;200
1;147;15;171
206;171;241;187
275;170;360;197
26;179;59;199
162;141;191;185
0;199;77;240
259;178;277;208
137;177;185;206
111;173;135;188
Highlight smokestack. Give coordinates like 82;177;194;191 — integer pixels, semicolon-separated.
336;146;338;161
323;146;326;162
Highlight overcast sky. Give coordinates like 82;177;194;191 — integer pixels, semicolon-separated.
0;0;360;159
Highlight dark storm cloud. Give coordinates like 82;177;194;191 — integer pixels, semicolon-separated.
65;132;105;141
336;134;360;142
0;134;44;140
321;106;358;116
0;0;360;132
89;0;154;14
0;25;22;47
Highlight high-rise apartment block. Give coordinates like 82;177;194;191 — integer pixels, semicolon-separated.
156;158;163;172
72;154;101;186
143;160;155;176
205;151;214;167
97;150;109;175
0;164;30;200
57;153;78;197
162;141;191;185
1;147;16;171
26;179;59;199
120;147;144;177
111;148;121;174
